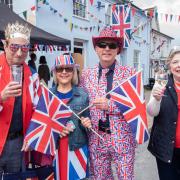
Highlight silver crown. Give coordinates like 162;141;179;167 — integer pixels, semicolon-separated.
5;21;31;41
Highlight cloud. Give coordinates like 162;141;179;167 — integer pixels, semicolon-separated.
132;0;180;44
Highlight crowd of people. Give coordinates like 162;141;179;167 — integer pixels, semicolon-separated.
0;21;180;180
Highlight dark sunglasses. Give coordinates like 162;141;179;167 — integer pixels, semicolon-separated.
96;42;118;49
9;44;30;53
55;67;74;73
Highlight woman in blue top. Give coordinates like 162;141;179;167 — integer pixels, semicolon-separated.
51;54;91;180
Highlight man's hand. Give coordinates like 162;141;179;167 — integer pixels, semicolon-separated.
93;97;109;110
1;81;22;101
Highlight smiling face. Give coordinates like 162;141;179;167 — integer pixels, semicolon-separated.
55;65;74;86
4;37;30;65
169;52;180;82
95;40;119;68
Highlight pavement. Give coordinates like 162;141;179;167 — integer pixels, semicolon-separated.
134;89;159;180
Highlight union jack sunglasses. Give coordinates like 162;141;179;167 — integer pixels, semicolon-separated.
9;43;30;53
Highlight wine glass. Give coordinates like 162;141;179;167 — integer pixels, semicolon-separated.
155;66;168;87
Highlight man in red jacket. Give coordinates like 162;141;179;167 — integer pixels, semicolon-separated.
0;22;41;174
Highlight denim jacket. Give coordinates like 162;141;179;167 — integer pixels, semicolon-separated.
51;85;90;151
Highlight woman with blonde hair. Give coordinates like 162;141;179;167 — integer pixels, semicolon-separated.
51;54;91;179
147;46;180;180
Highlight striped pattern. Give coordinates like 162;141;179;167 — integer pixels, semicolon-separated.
55;55;74;67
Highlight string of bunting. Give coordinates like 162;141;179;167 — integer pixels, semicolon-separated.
37;0;103;32
30;44;70;53
131;37;150;47
151;40;166;55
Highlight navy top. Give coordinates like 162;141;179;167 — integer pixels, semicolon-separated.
9;96;23;133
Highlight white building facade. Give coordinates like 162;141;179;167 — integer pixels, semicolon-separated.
8;0;151;85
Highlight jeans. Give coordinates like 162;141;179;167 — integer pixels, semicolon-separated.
0;136;23;173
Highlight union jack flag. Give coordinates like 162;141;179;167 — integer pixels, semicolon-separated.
110;71;149;144
24;85;72;155
111;4;131;48
54;137;88;180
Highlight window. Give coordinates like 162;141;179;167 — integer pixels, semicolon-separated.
134;16;141;37
73;0;87;19
133;50;140;70
105;5;111;26
1;0;13;9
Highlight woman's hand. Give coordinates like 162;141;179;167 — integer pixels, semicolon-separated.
152;83;166;101
93;97;109;110
81;117;92;129
59;125;74;137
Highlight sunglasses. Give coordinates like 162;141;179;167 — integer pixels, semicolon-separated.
55;67;74;73
96;42;118;49
9;44;30;53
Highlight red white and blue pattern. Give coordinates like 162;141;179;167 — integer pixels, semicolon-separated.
55;55;74;67
29;70;41;107
80;62;136;178
112;5;131;48
24;86;72;155
110;71;149;144
54;139;88;180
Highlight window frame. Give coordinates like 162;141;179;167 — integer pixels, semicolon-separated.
133;50;141;70
73;0;87;19
105;4;111;26
1;0;13;9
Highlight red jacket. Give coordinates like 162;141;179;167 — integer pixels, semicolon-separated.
0;53;41;155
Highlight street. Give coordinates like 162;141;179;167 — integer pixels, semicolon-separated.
134;89;158;180
135;142;159;180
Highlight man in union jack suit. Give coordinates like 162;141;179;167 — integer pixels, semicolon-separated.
0;22;41;175
80;26;136;179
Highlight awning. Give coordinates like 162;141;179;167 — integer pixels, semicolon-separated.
0;3;71;46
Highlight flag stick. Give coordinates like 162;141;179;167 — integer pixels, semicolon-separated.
78;70;142;115
41;83;104;141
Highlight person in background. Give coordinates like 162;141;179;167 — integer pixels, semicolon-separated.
51;54;91;179
147;46;180;180
38;56;50;86
0;22;41;174
28;52;37;71
80;26;136;179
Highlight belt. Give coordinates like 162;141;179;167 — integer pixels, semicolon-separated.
99;126;111;134
7;130;23;140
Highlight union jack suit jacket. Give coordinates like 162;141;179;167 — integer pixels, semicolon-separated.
80;60;136;154
0;53;41;155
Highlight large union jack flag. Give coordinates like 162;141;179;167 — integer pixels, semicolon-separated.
24;85;72;156
54;137;88;180
110;71;149;144
111;4;131;48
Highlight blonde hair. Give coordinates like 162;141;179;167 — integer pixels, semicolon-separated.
52;67;79;86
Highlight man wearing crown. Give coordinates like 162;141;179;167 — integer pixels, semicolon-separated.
80;26;136;179
0;22;41;174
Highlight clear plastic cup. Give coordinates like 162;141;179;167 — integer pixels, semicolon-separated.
11;65;23;85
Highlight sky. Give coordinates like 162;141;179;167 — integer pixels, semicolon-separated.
132;0;180;46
